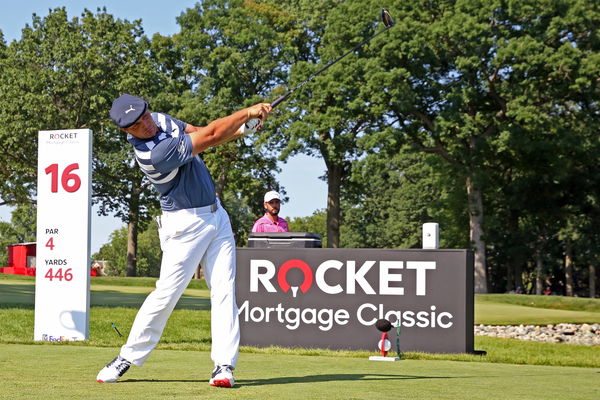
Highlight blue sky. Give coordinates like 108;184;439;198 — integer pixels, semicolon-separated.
0;1;326;253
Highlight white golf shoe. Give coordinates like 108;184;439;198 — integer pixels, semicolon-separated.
96;355;131;383
209;364;235;388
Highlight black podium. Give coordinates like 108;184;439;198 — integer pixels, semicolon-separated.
247;232;322;248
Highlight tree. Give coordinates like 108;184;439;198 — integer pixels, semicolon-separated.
159;0;298;245
342;144;469;249
364;0;600;293
93;227;128;276
93;225;162;277
266;0;393;248
0;8;164;276
288;210;328;247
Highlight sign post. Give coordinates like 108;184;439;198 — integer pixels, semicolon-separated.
34;129;92;341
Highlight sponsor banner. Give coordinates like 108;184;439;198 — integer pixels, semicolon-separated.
34;129;92;341
236;248;474;353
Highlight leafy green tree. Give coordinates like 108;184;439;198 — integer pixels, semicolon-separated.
363;0;600;293
288;210;327;247
271;0;388;248
93;224;161;277
342;144;468;249
93;227;127;276
135;225;162;277
0;8;164;276
157;0;300;245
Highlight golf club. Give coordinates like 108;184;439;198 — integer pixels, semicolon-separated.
270;8;396;108
241;8;395;133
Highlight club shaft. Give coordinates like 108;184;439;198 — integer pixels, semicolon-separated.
270;26;391;109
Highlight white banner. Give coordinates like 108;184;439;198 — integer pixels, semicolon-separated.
34;129;92;341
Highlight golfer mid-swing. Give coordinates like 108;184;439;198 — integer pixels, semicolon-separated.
96;94;271;388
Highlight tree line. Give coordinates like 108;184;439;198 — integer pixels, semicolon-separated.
0;0;598;297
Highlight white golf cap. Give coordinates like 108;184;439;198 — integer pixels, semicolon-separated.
264;191;281;202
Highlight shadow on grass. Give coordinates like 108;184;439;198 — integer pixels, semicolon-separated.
0;283;209;310
238;373;456;386
120;373;457;387
122;379;202;383
120;378;242;390
91;290;210;310
0;283;35;304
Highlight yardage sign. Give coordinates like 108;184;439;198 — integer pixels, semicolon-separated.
34;129;92;341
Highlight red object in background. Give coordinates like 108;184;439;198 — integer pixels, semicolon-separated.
1;243;99;276
0;243;37;276
379;332;388;357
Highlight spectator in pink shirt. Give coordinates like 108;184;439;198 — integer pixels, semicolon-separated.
252;191;290;233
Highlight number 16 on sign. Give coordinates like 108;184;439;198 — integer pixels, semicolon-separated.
35;129;92;341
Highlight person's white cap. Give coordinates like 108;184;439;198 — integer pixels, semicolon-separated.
264;191;281;203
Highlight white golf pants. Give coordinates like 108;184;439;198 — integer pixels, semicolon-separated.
120;201;240;368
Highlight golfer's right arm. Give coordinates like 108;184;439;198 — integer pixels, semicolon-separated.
185;103;271;155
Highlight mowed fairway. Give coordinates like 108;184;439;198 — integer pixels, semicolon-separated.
1;344;598;400
0;275;599;399
475;302;600;325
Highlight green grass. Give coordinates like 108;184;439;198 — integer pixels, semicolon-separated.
0;273;34;281
0;276;210;309
1;274;599;399
476;293;600;312
0;273;208;289
0;274;599;368
475;302;600;325
90;275;209;290
0;343;598;400
475;293;600;325
1;304;598;368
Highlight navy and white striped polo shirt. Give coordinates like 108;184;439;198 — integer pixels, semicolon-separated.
127;112;216;211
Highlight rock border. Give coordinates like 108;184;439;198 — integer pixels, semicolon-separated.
475;323;600;346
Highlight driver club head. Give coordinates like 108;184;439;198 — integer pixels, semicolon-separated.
381;8;396;28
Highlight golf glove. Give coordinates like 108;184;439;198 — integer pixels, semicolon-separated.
240;117;262;134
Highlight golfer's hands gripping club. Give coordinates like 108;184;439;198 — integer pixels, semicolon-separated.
240;103;272;134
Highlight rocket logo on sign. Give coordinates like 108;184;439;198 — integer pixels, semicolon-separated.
250;259;436;297
277;259;313;297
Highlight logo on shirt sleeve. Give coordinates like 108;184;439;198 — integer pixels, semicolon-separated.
177;140;186;156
